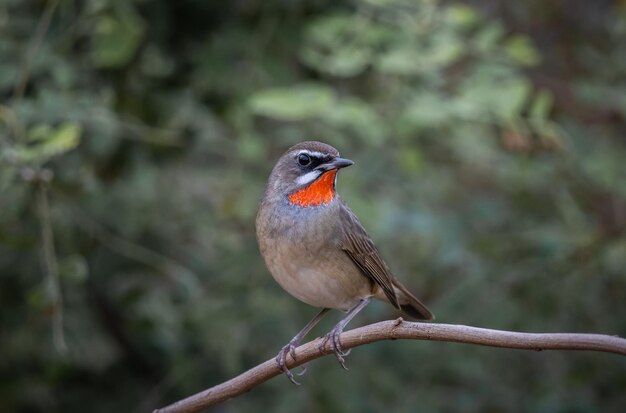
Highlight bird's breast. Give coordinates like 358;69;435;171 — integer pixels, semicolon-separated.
256;199;373;310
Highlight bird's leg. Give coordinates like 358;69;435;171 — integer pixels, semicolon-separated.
277;307;330;385
318;297;371;370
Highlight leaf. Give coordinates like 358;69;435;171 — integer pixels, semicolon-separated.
91;9;144;68
445;4;481;29
375;33;462;76
299;15;388;77
322;98;385;143
456;71;530;120
529;90;554;121
401;92;452;129
247;84;335;121
300;46;372;77
504;35;541;66
27;124;53;142
14;122;82;163
376;46;422;75
474;23;505;52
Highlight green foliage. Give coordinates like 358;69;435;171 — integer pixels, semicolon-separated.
91;12;144;68
14;122;82;163
1;1;625;412
248;84;336;121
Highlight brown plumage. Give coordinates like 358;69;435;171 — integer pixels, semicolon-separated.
339;201;433;320
256;141;433;384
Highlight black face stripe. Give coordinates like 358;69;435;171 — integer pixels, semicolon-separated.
295;151;333;170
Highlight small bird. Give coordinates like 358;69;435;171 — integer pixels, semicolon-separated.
256;141;433;384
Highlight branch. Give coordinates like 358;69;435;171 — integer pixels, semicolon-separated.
154;319;626;413
36;181;67;354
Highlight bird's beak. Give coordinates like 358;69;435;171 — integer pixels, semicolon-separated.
316;157;354;172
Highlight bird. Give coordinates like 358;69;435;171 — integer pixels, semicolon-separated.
256;141;433;384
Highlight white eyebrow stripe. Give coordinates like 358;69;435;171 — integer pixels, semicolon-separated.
294;170;322;186
296;149;327;159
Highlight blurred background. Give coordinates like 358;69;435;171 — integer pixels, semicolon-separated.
1;0;626;412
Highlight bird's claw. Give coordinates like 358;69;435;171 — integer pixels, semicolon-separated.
296;365;307;376
276;340;307;385
318;326;351;370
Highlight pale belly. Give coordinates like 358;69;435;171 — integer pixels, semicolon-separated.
268;252;373;310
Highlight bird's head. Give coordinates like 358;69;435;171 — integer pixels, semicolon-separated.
266;141;353;208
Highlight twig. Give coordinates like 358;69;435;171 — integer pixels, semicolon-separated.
36;180;67;354
0;104;25;142
86;110;184;147
74;209;201;292
13;0;61;100
154;319;626;413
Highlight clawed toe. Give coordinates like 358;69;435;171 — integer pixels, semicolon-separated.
276;301;369;383
319;328;351;370
317;335;330;354
276;341;304;385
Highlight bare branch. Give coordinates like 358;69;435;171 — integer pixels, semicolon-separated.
37;181;67;354
13;0;61;101
154;319;626;413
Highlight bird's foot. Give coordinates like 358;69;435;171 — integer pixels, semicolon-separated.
276;339;307;385
318;326;351;370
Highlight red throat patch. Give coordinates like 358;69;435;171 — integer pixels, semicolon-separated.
289;170;337;207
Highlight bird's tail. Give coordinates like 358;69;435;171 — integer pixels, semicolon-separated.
393;281;434;320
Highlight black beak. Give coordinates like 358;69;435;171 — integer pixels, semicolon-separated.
316;157;354;172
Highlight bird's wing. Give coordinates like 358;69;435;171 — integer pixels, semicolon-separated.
339;200;400;309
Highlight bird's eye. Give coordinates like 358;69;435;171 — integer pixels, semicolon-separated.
297;153;311;166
